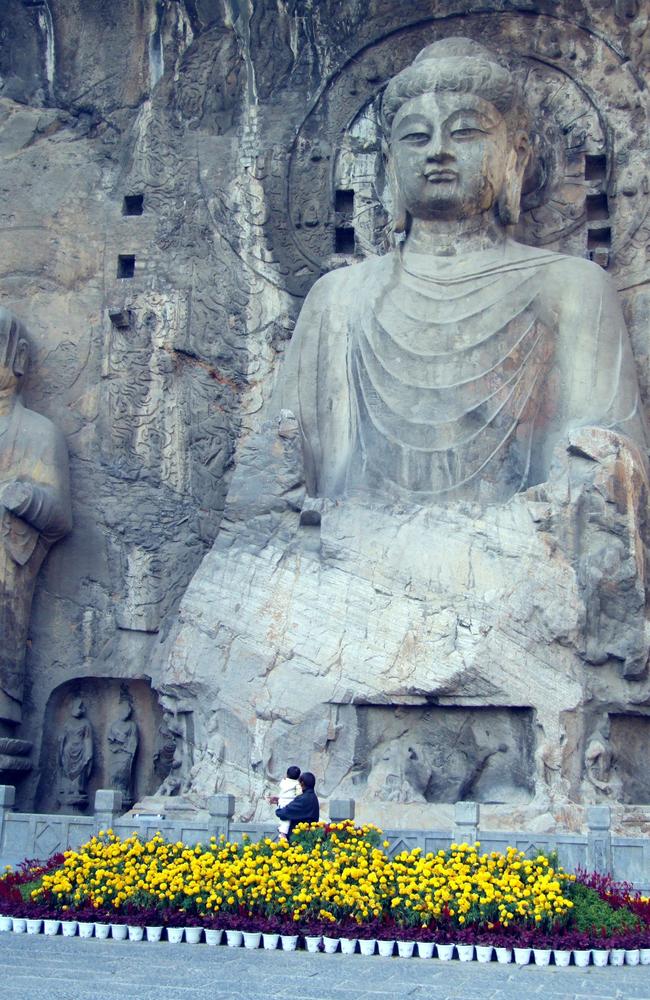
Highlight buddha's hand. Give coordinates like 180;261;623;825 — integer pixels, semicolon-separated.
1;480;34;518
223;409;306;526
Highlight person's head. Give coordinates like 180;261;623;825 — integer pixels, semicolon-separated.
382;37;531;231
0;308;29;392
299;771;315;791
287;765;301;780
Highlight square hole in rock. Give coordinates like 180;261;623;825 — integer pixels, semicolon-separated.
335;227;355;254
586;193;609;221
587;227;611;249
122;194;144;216
585;154;607;182
117;254;136;279
335;189;354;213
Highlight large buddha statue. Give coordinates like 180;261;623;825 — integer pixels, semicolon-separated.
277;37;647;505
159;38;650;827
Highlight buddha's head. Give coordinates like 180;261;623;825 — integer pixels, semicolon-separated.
382;38;531;231
0;308;29;393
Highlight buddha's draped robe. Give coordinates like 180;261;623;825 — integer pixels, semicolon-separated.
277;241;646;505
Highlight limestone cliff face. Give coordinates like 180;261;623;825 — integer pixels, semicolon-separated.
1;0;650;815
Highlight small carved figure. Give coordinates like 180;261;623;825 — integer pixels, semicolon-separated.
107;697;138;808
0;309;71;772
154;703;193;796
58;697;93;809
585;735;618;796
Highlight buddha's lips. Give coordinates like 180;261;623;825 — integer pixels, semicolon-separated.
422;169;458;182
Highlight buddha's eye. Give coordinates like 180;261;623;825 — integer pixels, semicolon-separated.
399;131;430;144
451;126;487;140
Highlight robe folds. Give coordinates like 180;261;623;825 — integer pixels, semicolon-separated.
277;240;647;505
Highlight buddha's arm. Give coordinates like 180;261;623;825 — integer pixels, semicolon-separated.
2;420;72;542
556;260;648;454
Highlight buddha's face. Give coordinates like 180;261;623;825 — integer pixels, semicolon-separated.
390;91;511;222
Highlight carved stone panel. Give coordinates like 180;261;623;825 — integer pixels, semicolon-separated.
36;678;161;814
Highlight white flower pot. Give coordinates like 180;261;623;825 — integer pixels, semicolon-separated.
476;945;493;963
78;922;94;939
495;947;512;964
340;937;358;955
513;947;531;965
145;926;162;942
280;934;298;951
110;924;128;941
457;944;474;962
242;930;260;949
185;927;203;945
396;940;415;958
61;920;78;937
0;915;12;932
262;932;278;950
377;939;395;957
304;935;321;952
12;918;26;934
323;935;340;954
94;923;110;939
553;949;571;966
167;927;184;944
43;919;60;936
359;938;376;956
417;941;434;959
533;948;551;966
127;925;144;942
640;947;650;965
436;943;454;961
205;928;223;946
573;949;591;967
26;919;43;935
625;949;640;966
592;949;609;967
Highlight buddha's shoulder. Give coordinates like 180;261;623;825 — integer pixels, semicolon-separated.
510;241;614;299
305;254;395;303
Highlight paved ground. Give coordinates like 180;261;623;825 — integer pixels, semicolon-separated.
1;934;649;1000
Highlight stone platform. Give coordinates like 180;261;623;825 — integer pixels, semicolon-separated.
1;934;649;1000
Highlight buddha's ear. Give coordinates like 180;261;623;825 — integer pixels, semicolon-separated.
383;140;408;237
497;131;531;226
13;337;29;378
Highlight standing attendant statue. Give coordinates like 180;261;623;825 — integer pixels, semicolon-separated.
107;697;138;808
0;308;72;773
58;696;93;809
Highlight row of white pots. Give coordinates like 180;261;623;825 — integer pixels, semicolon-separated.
1;915;648;966
319;938;650;966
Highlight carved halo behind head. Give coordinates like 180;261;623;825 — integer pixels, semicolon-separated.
382;37;531;232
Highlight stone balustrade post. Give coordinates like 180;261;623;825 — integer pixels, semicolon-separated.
587;804;612;874
453;800;479;844
0;785;15;847
208;793;235;840
329;799;355;823
94;789;123;831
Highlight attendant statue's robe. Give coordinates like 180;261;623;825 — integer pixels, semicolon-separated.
278;241;647;505
0;398;72;729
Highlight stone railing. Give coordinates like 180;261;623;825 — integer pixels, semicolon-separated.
1;787;648;889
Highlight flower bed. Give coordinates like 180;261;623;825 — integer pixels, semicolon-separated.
1;821;648;965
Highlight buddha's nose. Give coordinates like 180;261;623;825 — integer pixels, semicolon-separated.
425;132;452;161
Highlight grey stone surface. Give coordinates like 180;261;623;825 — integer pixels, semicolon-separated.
1;3;650;830
0;934;650;1000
